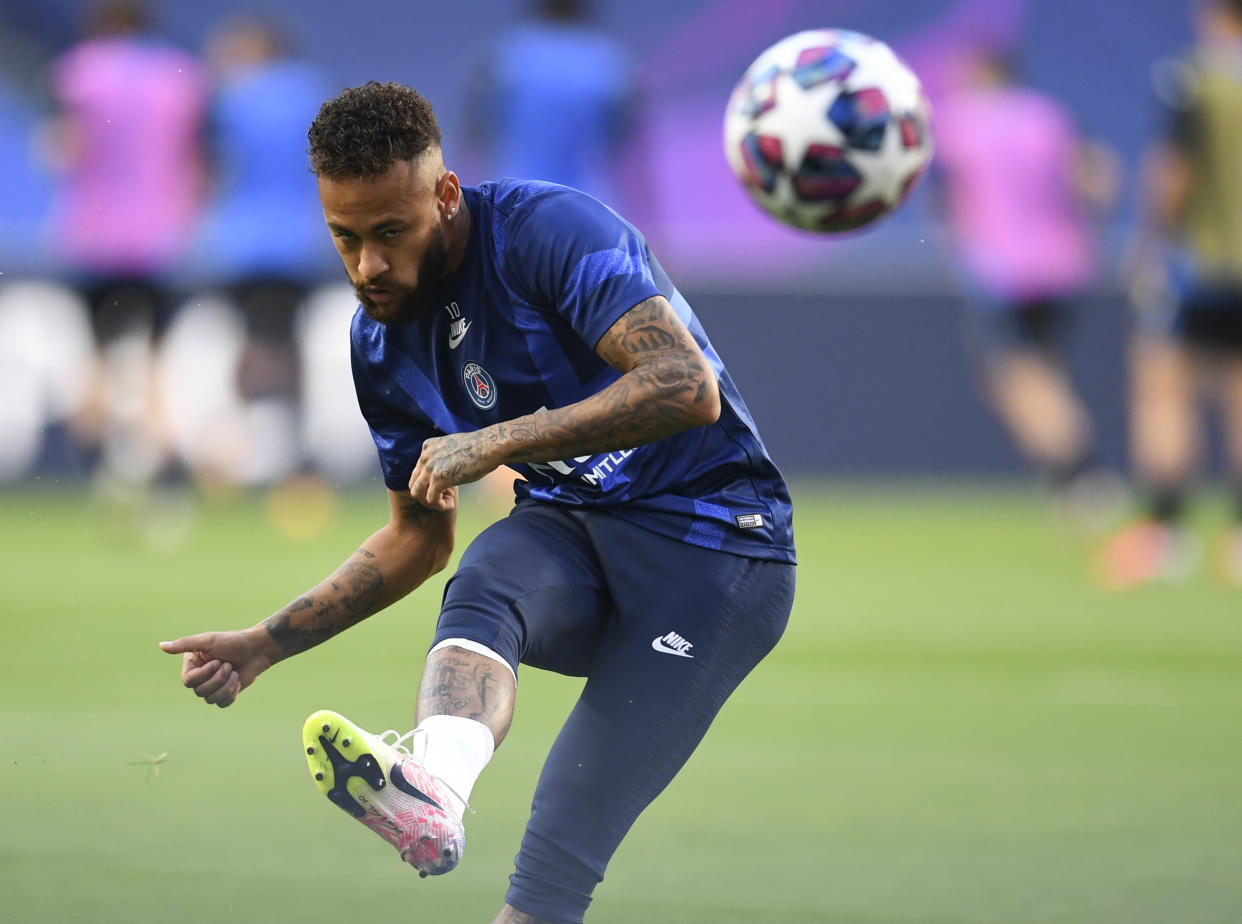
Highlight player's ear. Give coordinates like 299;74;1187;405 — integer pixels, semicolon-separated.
437;171;462;221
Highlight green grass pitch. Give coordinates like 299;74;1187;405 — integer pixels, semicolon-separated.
2;482;1240;923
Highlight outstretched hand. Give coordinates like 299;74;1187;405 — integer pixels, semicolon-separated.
159;629;272;708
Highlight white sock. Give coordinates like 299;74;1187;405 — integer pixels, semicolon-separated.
414;714;495;819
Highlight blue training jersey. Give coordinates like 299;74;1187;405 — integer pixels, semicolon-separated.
351;179;795;563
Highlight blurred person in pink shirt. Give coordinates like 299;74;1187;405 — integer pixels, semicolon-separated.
45;0;207;490
935;45;1121;523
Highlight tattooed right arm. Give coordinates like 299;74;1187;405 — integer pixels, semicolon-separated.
259;489;457;662
161;489;455;708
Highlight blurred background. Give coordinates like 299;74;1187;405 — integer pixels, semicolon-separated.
0;0;1195;488
4;2;1242;923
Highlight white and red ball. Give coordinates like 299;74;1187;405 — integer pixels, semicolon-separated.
723;29;932;233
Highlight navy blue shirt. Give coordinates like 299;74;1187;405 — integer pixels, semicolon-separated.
351;179;795;563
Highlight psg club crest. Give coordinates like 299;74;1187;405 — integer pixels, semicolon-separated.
461;362;497;410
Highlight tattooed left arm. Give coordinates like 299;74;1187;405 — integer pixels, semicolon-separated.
408;295;720;507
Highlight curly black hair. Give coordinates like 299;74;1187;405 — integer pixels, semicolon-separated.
308;81;442;178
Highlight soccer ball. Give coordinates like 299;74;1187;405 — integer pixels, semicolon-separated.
723;29;932;233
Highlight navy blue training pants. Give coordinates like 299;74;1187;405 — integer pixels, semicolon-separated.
433;500;796;923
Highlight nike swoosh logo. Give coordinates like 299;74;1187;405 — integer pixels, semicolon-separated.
389;762;443;809
651;637;694;658
448;320;471;349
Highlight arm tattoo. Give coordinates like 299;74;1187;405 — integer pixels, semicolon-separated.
263;549;384;658
491;296;715;461
395;496;434;527
618;320;676;354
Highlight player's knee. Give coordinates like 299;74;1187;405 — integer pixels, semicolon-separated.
437;565;525;673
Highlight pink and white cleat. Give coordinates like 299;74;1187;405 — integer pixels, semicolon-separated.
302;709;465;877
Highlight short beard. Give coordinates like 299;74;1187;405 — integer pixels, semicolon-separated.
355;223;449;326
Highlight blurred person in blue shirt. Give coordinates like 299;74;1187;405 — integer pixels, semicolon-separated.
199;15;329;289
194;15;333;484
0;76;52;259
463;0;637;209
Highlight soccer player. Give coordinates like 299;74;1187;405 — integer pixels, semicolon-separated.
462;0;638;210
1100;0;1242;587
193;15;334;487
47;0;207;488
934;45;1121;524
160;82;796;923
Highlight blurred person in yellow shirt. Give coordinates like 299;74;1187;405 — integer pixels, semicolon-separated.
1101;0;1242;587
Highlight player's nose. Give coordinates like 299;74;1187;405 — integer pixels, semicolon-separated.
358;243;389;280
